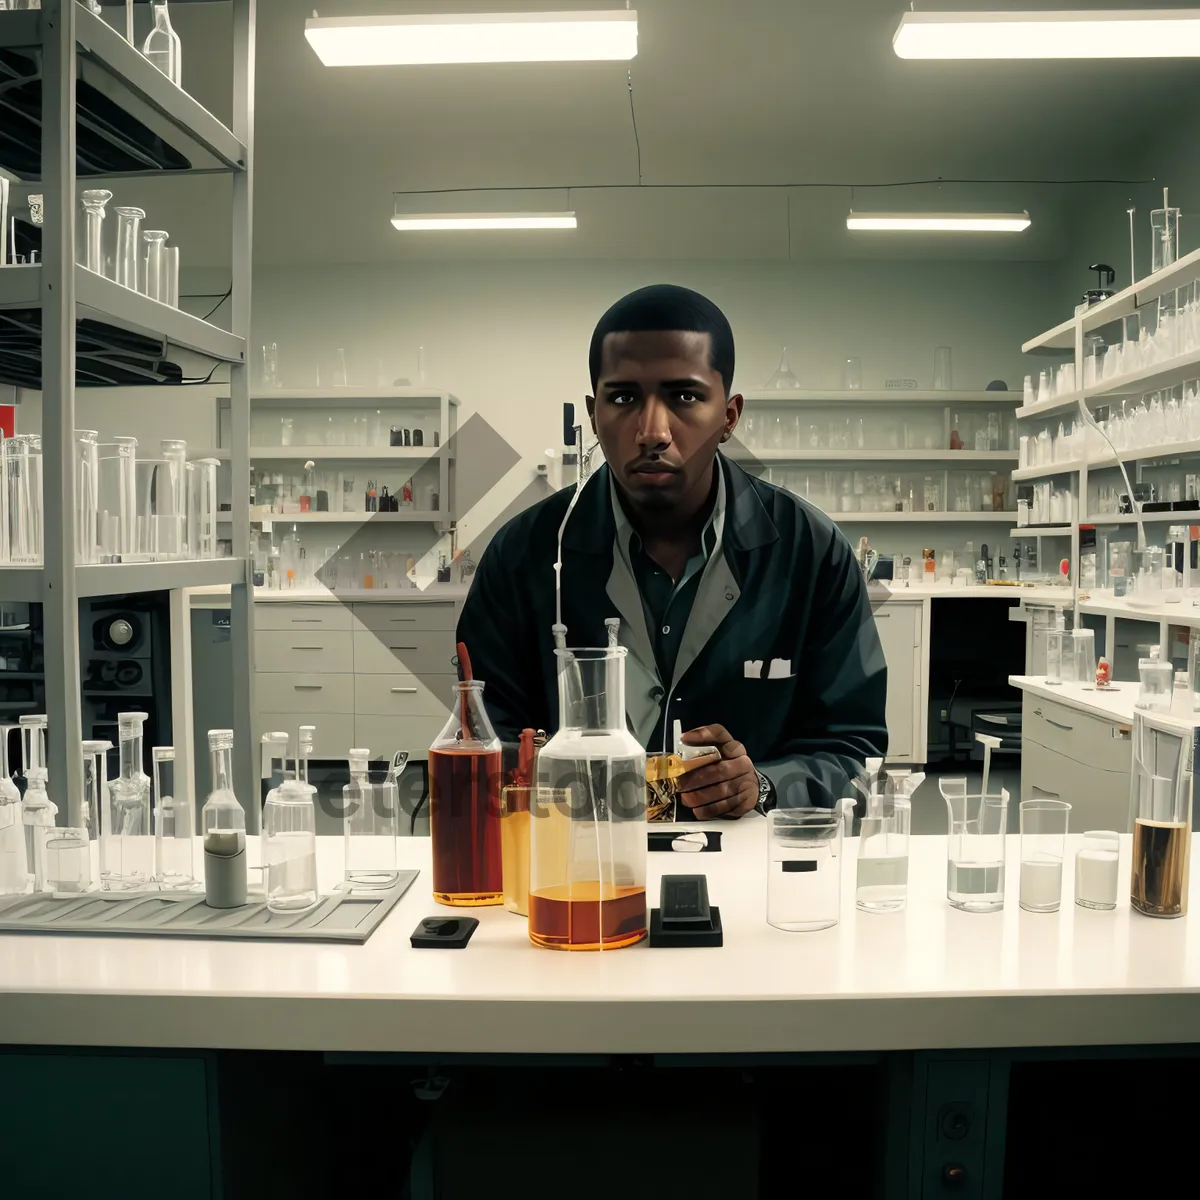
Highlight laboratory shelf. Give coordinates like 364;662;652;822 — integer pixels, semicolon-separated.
248;446;441;462
251;389;458;406
75;557;247;597
1082;344;1200;403
1011;460;1084;481
0;567;44;603
740;390;1018;404
1010;526;1074;537
1075;593;1200;629
1015;390;1084;420
732;449;1017;463
1089;436;1200;470
1021;315;1076;354
249;509;446;524
832;511;1013;524
1083;511;1199;525
0;6;246;178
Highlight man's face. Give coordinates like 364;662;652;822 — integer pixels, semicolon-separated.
586;330;742;512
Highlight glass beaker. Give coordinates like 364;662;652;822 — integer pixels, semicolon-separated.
78;188;112;275
429;679;503;906
942;779;1009;912
767;808;842;931
1151;203;1180;274
264;777;319;913
530;647;647;950
856;794;911;914
202;729;246;909
1071;629;1096;686
45;827;92;895
4;435;42;564
1136;646;1174;712
932;346;953;390
141;230;169;300
143;1;182;86
81;738;111;843
112;206;145;289
154;746;195;890
189;457;219;559
1075;830;1120;911
1129;712;1192;918
101;712;153;891
343;748;400;890
75;429;100;564
1019;798;1070;912
501;785;532;916
97;436;138;561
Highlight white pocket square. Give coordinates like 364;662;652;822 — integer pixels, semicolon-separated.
744;659;763;679
768;658;793;679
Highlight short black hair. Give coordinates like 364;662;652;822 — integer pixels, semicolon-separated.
588;284;735;396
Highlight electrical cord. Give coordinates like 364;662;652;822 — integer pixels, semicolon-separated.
198;284;233;322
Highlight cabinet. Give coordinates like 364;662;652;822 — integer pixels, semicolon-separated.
873;601;922;762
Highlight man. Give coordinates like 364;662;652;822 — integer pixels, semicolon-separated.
457;283;887;817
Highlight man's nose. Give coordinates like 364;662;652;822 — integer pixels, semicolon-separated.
636;393;672;450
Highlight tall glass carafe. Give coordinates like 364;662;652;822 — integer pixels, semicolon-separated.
102;711;153;890
343;747;400;889
75;429;99;564
143;2;182;86
1129;711;1193;917
428;679;503;905
113;207;145;289
530;647;647;950
78;188;112;275
202;729;246;908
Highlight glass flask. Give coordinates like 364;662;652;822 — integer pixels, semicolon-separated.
767;808;842;932
4;434;42;564
75;429;100;564
343;748;400;890
856;790;912;914
428;679;503;906
81;738;111;842
102;712;153;891
1019;798;1070;913
202;729;247;909
1129;711;1192;918
78;188;112;275
1075;830;1120;911
765;348;801;390
942;779;1009;912
141;230;169;300
98;436;138;560
142;1;182;86
112;206;145;289
153;746;195;890
530;647;647;950
0;727;28;895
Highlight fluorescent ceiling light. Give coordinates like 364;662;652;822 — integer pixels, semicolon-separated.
894;10;1200;59
306;10;638;66
846;212;1031;232
391;212;578;231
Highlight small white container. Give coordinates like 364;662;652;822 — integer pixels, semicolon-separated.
1074;830;1120;911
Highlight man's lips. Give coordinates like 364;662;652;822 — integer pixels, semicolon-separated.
629;462;680;477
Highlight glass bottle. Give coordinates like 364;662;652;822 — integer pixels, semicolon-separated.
142;1;182;86
343;747;400;890
262;733;318;913
202;729;246;909
112;206;145;289
0;728;28;895
530;647;648;950
102;712;153;891
1129;712;1192;918
78;188;112;275
765;348;801;390
141;230;169;300
154;746;195;890
428;680;503;905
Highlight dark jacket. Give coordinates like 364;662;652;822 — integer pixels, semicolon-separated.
457;453;888;810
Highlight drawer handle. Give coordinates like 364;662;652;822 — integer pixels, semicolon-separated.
387;645;418;651
389;618;416;623
293;684;323;691
875;613;891;619
1043;717;1074;731
291;619;323;624
390;687;417;694
292;646;323;651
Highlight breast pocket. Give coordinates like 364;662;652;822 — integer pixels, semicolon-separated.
742;658;796;680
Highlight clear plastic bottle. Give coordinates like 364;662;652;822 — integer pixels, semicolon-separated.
343;748;399;890
202;730;246;909
263;733;318;914
154;746;195;890
142;2;182;86
102;712;153;890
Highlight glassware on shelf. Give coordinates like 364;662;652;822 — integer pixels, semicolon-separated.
202;729;246;909
97;436;138;561
78;188;112;276
75;429;100;565
153;745;195;890
842;357;862;390
189;457;219;560
942;778;1009;912
101;712;153;891
922;476;942;512
112;206;145;290
3;434;43;564
141;230;169;300
259;343;280;388
164;244;180;307
1018;798;1070;913
142;1;182;87
81;739;111;843
1129;711;1192;918
1151;192;1180;274
0;728;28;895
932;346;953;390
765;348;801;390
530;646;647;949
767;808;842;931
1136;645;1173;712
343;748;400;890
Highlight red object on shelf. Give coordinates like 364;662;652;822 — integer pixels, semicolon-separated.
1059;558;1070;579
1096;657;1112;688
0;406;13;438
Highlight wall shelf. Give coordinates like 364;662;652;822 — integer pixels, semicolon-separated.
250;388;457;406
1015;390;1084;420
739;390;1019;405
1012;460;1084;481
733;448;1016;463
248;446;442;462
831;511;1013;524
249;509;448;524
1010;526;1074;537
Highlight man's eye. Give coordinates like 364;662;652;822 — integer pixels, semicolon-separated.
675;391;701;404
608;392;636;406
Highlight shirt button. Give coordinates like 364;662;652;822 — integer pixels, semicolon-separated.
662;625;670;635
725;589;735;601
650;685;664;701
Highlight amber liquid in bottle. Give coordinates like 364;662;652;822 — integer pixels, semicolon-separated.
500;789;531;916
429;747;503;906
528;882;647;951
1131;818;1191;917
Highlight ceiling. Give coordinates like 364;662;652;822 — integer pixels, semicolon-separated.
150;0;1200;266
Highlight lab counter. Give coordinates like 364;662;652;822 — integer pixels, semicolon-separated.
2;820;1198;1058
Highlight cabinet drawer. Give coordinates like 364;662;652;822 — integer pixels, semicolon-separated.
354;673;454;718
255;672;354;715
355;714;447;760
1021;738;1130;829
255;603;352;632
254;630;354;674
256;712;355;759
1022;694;1131;774
353;601;458;632
352;629;457;675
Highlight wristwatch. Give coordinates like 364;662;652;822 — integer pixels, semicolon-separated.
755;769;776;814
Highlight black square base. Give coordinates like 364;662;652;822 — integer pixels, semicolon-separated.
648;905;723;947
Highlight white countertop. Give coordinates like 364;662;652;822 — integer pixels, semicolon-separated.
2;824;1197;1056
187;584;470;606
875;583;1067;601
1009;674;1200;731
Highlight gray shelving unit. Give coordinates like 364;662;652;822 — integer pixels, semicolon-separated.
0;1;258;815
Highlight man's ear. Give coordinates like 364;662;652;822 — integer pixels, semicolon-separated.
585;395;597;436
725;392;745;438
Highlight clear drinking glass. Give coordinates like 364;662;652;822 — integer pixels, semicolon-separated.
842;357;863;390
141;230;169;300
1075;829;1120;911
45;827;92;894
101;712;153;891
767;808;843;931
1019;798;1070;912
942;779;1009;912
501;785;532;916
154;746;196;890
75;429;100;564
112;206;145;289
343;748;400;890
78;188;112;275
1071;628;1096;685
933;346;953;390
856;795;911;913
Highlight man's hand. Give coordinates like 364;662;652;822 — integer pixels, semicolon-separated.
677;724;759;820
